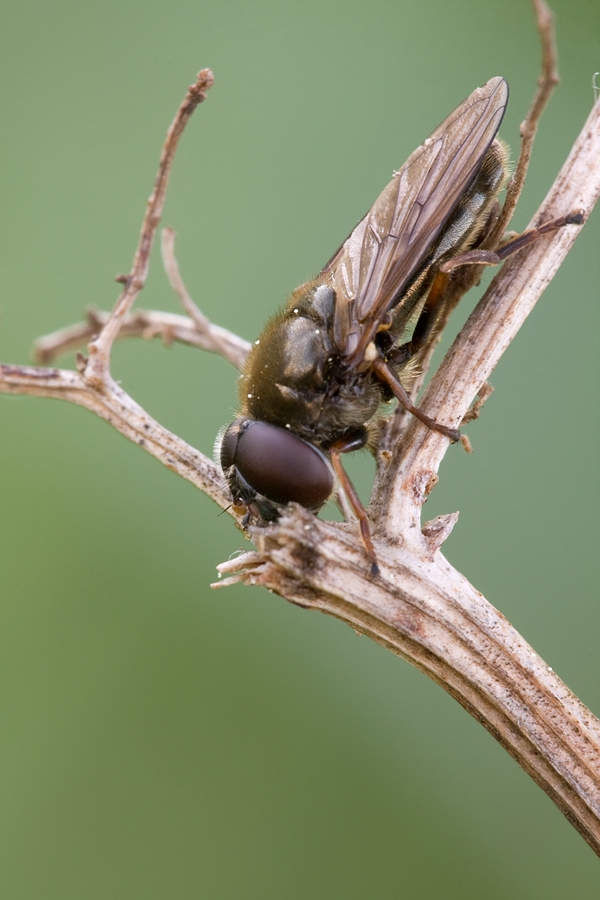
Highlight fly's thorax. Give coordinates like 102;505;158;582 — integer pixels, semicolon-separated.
238;281;381;443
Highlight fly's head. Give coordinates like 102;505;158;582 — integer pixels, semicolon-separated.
217;418;335;524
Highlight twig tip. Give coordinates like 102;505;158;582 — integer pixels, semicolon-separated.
191;68;215;100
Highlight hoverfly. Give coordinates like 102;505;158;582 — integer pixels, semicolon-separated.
218;77;583;574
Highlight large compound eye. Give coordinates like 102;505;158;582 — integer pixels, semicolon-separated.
220;420;333;510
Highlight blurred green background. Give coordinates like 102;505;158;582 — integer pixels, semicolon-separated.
0;0;598;896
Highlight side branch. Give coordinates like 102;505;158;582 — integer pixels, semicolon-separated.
33;226;250;372
160;227;248;369
33;308;250;371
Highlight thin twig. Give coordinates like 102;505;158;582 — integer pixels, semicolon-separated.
85;69;215;385
33;308;250;370
488;0;559;244
160;226;248;369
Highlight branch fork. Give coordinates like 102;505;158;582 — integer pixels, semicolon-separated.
1;2;600;853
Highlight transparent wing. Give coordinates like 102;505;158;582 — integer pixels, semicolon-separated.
323;77;508;364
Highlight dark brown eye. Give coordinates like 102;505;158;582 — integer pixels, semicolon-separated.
220;419;333;510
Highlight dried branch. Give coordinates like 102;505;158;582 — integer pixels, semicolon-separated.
214;506;600;854
3;69;235;521
212;90;600;853
1;20;599;854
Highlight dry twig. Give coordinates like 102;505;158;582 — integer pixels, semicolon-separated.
34;307;250;369
1;12;599;854
489;0;559;243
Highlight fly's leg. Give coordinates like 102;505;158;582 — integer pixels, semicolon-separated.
372;357;461;443
386;254;457;371
329;431;379;576
377;262;457;436
439;210;585;273
401;210;584;352
406;210;584;348
404;266;451;356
